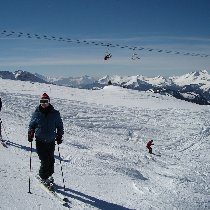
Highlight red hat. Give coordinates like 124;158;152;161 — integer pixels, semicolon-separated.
41;93;50;101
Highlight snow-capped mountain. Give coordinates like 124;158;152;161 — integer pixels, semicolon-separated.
0;70;47;83
99;75;169;87
47;75;98;88
0;69;209;104
96;70;210;91
171;70;210;91
88;70;210;104
14;70;48;83
0;71;16;80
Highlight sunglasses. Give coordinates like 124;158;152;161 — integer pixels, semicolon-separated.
40;99;49;104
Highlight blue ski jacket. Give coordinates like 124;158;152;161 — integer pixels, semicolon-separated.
29;104;64;143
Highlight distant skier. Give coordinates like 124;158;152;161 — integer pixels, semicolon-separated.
28;93;64;187
146;140;154;154
108;80;112;85
0;98;2;112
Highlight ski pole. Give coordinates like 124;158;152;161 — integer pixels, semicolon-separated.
1;121;9;144
0;119;2;138
28;141;33;194
57;144;66;191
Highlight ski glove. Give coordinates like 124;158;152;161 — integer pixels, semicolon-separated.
56;134;62;145
28;129;35;142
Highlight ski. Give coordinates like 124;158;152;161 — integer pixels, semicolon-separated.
152;153;161;157
34;175;68;206
144;154;155;160
38;182;68;205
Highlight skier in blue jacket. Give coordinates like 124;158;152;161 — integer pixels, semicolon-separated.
28;93;64;186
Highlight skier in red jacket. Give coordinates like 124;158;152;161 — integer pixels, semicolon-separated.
146;140;154;154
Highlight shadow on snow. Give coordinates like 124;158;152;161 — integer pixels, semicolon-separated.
56;185;132;210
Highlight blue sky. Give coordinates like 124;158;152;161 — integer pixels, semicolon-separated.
0;0;209;78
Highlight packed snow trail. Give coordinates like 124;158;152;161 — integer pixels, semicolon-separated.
0;79;210;209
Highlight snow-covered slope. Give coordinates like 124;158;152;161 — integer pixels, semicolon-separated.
0;79;209;210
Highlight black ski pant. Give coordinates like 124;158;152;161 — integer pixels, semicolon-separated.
36;140;55;180
147;147;152;154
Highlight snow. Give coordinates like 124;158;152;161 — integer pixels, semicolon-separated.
171;70;210;91
99;75;168;87
180;92;198;99
0;78;210;210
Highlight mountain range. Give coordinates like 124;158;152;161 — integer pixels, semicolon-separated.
0;69;209;105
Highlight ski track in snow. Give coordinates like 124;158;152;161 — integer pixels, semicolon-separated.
0;80;210;210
